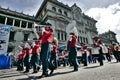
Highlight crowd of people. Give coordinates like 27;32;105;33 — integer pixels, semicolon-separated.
16;25;120;78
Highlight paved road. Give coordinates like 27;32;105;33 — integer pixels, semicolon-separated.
0;60;120;80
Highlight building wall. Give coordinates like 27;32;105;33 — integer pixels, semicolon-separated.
0;10;36;52
36;0;98;46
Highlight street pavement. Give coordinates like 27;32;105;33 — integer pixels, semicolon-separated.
0;60;120;80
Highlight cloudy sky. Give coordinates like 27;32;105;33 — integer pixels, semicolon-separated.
0;0;120;42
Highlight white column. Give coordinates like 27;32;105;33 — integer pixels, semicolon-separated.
60;31;62;40
5;17;7;25
12;19;15;26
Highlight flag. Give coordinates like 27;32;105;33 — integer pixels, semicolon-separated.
66;20;78;37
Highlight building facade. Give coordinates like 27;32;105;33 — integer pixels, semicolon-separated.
35;0;98;46
99;30;118;46
0;6;38;52
0;0;99;53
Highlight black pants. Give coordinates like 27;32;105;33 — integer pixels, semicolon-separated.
82;52;87;66
98;47;103;66
69;47;78;70
17;59;24;71
24;54;30;72
31;53;39;72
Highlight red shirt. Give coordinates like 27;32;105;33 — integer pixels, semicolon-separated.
81;45;87;51
70;35;77;48
32;43;40;54
93;39;103;48
39;30;53;44
52;44;57;53
24;48;31;54
18;52;26;60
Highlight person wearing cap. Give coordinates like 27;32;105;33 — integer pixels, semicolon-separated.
33;25;53;77
93;38;104;66
81;43;88;66
23;42;31;73
17;49;26;71
68;32;78;71
31;40;40;73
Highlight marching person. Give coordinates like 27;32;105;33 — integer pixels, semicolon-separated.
31;40;40;73
114;45;120;62
68;32;78;71
33;25;54;77
23;41;31;73
81;43;88;66
17;49;26;71
50;39;58;74
93;37;104;66
105;47;111;62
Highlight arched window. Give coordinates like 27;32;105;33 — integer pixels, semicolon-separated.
64;11;67;16
58;9;62;14
52;7;56;11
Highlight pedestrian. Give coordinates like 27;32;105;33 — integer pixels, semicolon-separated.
17;49;26;71
81;43;88;66
23;42;31;73
68;32;78;71
93;37;104;66
33;25;54;77
31;40;40;73
50;40;58;74
105;47;111;62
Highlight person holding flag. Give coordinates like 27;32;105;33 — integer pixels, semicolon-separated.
33;23;54;77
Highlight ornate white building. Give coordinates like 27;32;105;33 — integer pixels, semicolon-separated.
35;0;98;46
0;0;98;53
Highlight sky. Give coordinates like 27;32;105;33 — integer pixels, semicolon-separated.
0;0;120;43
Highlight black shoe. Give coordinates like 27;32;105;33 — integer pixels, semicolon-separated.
50;69;54;75
32;71;38;73
73;69;78;72
24;70;29;73
100;64;103;66
37;67;40;71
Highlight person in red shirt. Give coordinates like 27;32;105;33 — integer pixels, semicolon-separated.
49;41;58;74
81;43;88;66
23;42;31;73
31;40;40;73
17;49;26;71
93;37;104;66
68;32;78;71
33;26;53;77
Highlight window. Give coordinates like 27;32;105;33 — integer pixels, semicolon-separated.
52;7;56;11
14;19;20;27
0;15;5;24
64;11;67;16
61;33;63;40
7;17;13;25
28;22;32;28
58;31;60;40
21;21;26;28
9;31;15;41
65;33;67;40
58;9;62;14
24;34;29;41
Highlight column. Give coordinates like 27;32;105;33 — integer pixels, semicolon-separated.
20;20;22;28
12;19;15;26
5;17;7;25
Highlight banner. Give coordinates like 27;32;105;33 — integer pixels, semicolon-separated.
0;25;11;55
